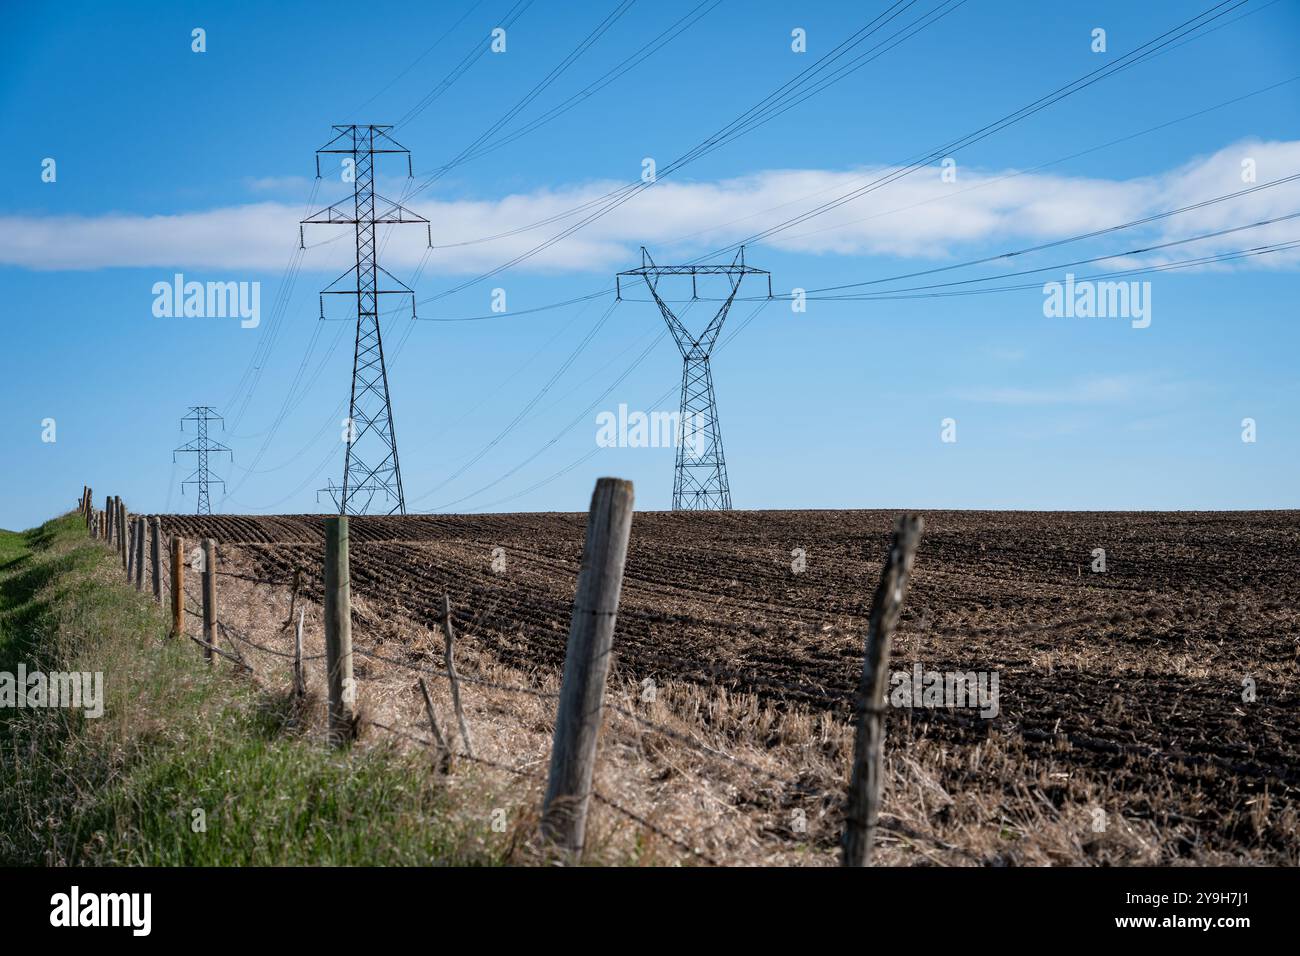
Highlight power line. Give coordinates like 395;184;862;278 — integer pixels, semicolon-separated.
692;0;1253;261
394;0;537;129
407;298;622;503
351;0;488;118
420;0;1248;302
410;0;638;196
392;69;1299;324
801;206;1300;299
415;0;953;302
807;236;1300;302
463;299;772;512
412;0;725;191
221;2;515;486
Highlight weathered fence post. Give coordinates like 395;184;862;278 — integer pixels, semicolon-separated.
129;518;140;586
841;514;925;868
541;477;635;856
126;517;135;580
119;503;129;569
285;567;302;631
133;518;146;590
293;608;306;699
150;518;162;601
170;535;184;639
323;516;356;746
442;594;474;758
201;539;217;664
106;496;115;544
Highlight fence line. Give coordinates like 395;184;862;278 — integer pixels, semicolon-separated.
77;484;968;867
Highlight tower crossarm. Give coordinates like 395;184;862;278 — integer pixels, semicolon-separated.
301;194;430;228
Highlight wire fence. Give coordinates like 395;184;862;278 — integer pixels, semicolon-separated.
86;499;1154;867
149;527;810;862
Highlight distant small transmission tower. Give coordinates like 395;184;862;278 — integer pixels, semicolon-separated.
316;479;391;512
300;125;431;516
617;247;770;511
174;406;233;515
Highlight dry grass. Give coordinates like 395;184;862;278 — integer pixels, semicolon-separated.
193;539;1295;867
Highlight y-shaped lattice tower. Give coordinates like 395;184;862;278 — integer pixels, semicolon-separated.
617;247;770;511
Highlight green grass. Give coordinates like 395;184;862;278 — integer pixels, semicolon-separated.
0;513;504;866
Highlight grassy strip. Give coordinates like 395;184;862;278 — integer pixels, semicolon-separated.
0;513;503;866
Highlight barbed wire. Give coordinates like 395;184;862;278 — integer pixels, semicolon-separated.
92;516;1000;867
361;717;721;866
351;644;560;700
182;630;254;672
214;568;300;587
217;620;327;662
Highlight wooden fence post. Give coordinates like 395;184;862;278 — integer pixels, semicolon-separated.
170;535;184;639
323;516;356;746
293;608;306;699
105;496;114;544
126;517;136;581
441;594;474;758
150;518;162;601
202;539;217;664
541;477;635;856
841;514;925;868
134;519;147;591
119;503;129;569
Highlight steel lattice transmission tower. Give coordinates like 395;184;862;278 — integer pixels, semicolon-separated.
174;406;233;515
316;479;390;512
300;125;431;516
617;247;770;511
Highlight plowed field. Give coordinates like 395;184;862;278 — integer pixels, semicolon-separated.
156;509;1300;862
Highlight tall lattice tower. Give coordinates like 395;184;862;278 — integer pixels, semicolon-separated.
174;406;233;515
300;125;431;516
617;247;770;511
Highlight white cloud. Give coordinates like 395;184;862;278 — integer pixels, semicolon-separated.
2;139;1297;274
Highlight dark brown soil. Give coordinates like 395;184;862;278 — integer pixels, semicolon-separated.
157;509;1300;862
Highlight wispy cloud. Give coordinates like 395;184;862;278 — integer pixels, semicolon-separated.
3;139;1297;274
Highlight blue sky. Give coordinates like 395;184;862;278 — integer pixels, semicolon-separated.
2;0;1298;528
